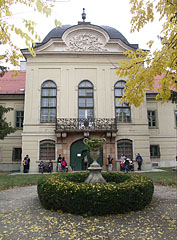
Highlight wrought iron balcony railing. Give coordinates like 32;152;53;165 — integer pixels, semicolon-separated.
56;118;118;132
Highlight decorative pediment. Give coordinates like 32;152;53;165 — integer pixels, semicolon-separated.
66;32;107;52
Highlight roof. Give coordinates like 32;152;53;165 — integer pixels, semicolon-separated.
37;23;138;49
0;71;25;94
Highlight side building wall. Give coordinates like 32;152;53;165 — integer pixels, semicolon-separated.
0;97;24;171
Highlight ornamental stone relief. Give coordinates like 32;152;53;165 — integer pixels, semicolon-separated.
66;33;107;52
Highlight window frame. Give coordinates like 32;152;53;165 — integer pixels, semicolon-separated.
175;110;177;127
12;148;22;162
150;145;160;158
117;139;133;160
147;110;157;128
15;111;24;128
39;140;55;161
78;80;94;119
114;81;131;123
40;80;57;123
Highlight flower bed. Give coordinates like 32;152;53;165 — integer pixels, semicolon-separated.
37;172;154;216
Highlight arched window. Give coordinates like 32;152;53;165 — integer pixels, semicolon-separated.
40;140;55;160
114;81;131;122
117;139;133;160
41;80;56;122
78;80;94;119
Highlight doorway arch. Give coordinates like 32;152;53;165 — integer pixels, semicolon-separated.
70;139;103;171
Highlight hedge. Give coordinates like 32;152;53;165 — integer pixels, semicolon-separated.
37;172;154;216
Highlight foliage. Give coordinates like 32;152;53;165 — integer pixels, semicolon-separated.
0;0;61;67
84;137;106;151
116;0;177;107
0;105;16;139
0;66;7;77
37;172;154;216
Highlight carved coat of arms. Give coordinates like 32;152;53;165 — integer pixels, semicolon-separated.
66;33;107;52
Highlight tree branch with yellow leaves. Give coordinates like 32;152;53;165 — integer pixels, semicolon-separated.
116;0;177;106
0;0;61;70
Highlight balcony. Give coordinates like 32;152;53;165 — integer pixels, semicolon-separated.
55;118;118;133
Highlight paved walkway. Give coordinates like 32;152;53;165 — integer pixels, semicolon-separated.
0;185;176;240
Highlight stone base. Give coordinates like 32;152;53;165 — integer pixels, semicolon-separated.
85;164;106;183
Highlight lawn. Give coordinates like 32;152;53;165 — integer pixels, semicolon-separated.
0;168;176;191
136;168;177;187
0;173;44;191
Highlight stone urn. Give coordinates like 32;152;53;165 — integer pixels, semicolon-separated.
83;138;106;183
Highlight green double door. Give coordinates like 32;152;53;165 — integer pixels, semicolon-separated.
70;139;103;171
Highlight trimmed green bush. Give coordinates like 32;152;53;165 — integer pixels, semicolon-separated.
37;172;154;216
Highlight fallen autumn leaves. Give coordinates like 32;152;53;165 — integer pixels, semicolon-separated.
0;185;176;239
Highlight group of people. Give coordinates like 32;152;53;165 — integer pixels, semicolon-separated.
120;154;134;173
23;152;143;173
38;161;53;174
57;154;68;172
120;153;143;173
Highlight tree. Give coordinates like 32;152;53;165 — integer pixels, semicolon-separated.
0;0;61;71
116;0;177;107
0;105;16;139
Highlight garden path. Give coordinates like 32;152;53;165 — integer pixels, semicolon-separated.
0;184;176;239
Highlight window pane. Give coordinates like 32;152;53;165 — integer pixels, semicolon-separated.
86;98;93;107
79;109;94;118
49;89;56;96
115;89;123;96
79;98;86;107
115;81;126;88
42;81;56;88
79;89;93;97
79;89;85;96
42;89;49;96
86;109;94;118
115;98;123;107
79;109;85;118
79;81;93;88
41;98;48;107
49;98;56;107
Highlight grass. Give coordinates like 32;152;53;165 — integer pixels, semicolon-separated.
136;168;177;187
0;168;176;191
0;173;44;191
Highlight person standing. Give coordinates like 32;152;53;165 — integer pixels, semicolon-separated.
136;153;143;171
61;157;67;172
84;155;88;170
26;155;30;173
57;154;62;172
23;155;30;173
107;155;113;172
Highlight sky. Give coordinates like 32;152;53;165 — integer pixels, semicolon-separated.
1;0;163;69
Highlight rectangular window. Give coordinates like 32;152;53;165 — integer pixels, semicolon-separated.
148;110;157;127
150;145;160;158
175;111;177;127
12;148;22;161
16;111;24;128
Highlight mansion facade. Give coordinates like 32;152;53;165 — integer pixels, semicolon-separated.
0;19;176;172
